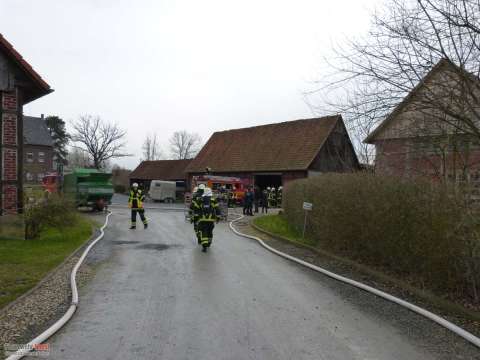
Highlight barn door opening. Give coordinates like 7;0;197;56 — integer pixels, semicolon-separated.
254;174;282;190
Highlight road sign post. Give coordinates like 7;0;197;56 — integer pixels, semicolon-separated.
302;202;313;239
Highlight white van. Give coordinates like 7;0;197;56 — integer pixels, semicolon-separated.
149;180;176;203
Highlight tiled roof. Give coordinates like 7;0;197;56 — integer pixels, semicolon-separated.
185;116;341;173
130;159;192;181
23;116;54;146
0;33;52;100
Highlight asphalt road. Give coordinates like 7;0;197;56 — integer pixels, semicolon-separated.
31;208;473;360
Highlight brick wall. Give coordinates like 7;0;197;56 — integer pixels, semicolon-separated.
24;145;55;184
374;138;480;182
1;90;20;214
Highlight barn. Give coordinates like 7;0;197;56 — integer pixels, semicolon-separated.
185;115;359;189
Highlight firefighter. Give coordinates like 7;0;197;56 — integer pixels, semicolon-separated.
267;186;274;208
196;187;220;252
261;188;269;214
277;186;283;208
128;183;148;229
189;184;205;243
271;187;277;208
254;185;261;213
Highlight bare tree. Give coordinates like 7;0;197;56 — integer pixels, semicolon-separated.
169;130;202;159
66;146;91;169
71;115;130;169
309;0;480;174
142;133;163;161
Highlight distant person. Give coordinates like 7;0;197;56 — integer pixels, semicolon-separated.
243;187;254;216
128;183;148;229
277;186;283;208
254;185;261;213
261;188;269;214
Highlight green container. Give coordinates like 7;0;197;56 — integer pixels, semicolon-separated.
63;168;114;210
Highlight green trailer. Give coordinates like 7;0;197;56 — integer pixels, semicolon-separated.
63;168;114;211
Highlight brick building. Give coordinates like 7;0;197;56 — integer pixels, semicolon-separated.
0;34;52;216
185;115;359;189
24;115;55;185
365;59;480;183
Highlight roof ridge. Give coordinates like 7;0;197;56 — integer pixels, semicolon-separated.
213;115;342;135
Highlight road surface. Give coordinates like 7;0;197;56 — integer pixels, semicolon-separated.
32;208;475;359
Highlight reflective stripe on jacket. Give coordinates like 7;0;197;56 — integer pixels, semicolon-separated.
197;197;220;222
129;189;145;209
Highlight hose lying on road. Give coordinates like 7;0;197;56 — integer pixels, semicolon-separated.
6;211;112;360
229;214;480;349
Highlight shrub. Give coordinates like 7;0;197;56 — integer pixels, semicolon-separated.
25;194;77;239
283;173;480;302
114;184;126;194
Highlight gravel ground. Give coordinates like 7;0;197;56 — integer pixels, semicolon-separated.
232;213;480;360
0;213;109;360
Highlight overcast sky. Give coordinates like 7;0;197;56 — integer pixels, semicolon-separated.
1;0;382;169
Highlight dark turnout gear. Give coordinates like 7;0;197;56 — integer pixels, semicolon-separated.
254;186;261;213
129;188;148;229
243;189;254;216
193;195;220;251
261;189;269;214
189;190;204;244
277;187;283;207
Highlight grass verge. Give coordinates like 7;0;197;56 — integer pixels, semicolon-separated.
0;214;93;310
252;214;480;324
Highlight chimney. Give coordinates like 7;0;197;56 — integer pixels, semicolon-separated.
41;114;44;119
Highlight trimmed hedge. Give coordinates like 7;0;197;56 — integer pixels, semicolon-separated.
283;173;480;302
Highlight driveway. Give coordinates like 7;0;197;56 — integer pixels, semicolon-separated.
29;208;476;359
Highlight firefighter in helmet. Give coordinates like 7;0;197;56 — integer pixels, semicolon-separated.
189;184;205;243
195;187;220;252
277;186;283;207
128;183;148;229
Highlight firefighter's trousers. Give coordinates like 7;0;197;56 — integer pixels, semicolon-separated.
131;208;147;227
193;218;201;243
197;220;215;247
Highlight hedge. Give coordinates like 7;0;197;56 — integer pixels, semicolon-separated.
283;173;480;302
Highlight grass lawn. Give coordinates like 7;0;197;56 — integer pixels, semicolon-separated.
253;214;316;247
0;215;93;310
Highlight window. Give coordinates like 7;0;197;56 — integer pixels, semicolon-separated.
38;152;45;163
37;173;44;182
26;152;34;163
26;172;33;182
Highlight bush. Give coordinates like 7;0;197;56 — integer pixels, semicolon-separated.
283;173;480;302
114;184;126;194
25;194;77;239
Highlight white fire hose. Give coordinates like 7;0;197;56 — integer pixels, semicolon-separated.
229;214;480;349
6;211;112;360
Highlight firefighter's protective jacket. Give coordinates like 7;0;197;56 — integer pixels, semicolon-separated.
128;188;145;209
189;193;203;222
195;196;220;222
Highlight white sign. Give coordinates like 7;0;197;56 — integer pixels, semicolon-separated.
303;202;313;211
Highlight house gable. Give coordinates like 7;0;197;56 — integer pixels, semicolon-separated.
308;118;359;172
365;59;479;144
